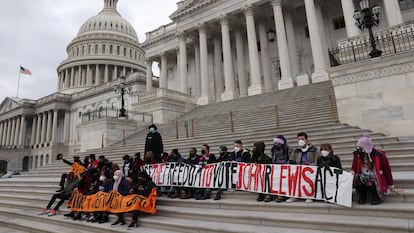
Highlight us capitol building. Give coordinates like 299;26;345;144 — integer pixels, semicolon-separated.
1;0;414;171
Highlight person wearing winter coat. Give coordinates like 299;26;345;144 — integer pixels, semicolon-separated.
144;124;164;163
252;141;272;202
317;144;342;170
352;133;395;205
231;140;251;162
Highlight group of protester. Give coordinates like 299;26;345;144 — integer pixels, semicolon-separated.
38;124;397;227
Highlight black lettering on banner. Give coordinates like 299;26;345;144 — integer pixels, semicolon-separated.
334;168;343;203
230;162;238;189
324;166;334;201
314;166;324;199
264;165;273;193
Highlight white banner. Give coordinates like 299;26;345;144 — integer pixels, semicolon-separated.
143;162;353;207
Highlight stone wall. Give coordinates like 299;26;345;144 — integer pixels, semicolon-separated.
330;53;414;137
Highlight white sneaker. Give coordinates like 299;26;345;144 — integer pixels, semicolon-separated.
286;198;297;203
305;199;313;203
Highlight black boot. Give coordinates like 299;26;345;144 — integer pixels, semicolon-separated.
257;193;265;202
63;212;74;218
214;189;223;200
369;186;382;205
111;218;125;226
128;221;139;228
98;213;108;224
201;189;211;200
356;185;367;204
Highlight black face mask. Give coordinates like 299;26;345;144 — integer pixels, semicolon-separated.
201;150;206;154
274;144;282;150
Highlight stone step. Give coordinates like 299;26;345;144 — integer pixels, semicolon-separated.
0;207;179;233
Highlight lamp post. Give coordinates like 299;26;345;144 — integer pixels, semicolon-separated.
353;0;382;58
113;76;132;118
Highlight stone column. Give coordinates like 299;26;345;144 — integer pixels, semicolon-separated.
340;0;360;38
213;36;224;101
31;117;37;146
271;0;294;90
243;5;263;96
178;31;188;93
10;118;16;147
95;64;100;85
198;23;211;105
235;28;248;97
51;110;58;145
383;0;403;27
46;111;52;143
123;67;126;77
70;67;75;87
194;43;201;98
36;114;41;145
104;65;109;83
160;52;168;89
176;48;180;91
219;14;237;101
284;6;299;78
258;21;273;91
14;116;21;147
5;119;11;146
41;112;47;145
78;66;83;86
146;59;153;92
0;121;3;146
113;65;118;80
65;69;70;88
18;115;26;148
63;111;70;144
304;0;329;82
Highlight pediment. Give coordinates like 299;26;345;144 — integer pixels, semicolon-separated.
170;0;219;21
0;97;22;114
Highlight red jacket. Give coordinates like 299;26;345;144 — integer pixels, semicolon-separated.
351;148;394;193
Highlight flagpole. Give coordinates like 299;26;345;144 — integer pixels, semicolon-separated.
16;65;21;98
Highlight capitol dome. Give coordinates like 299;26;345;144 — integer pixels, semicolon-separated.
77;0;138;42
57;0;146;95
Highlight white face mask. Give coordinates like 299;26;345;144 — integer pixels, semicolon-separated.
321;150;330;157
149;127;155;133
113;176;119;181
298;139;306;147
99;175;105;181
234;147;241;153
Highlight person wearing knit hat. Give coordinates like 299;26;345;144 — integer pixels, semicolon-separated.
352;133;396;205
267;135;291;203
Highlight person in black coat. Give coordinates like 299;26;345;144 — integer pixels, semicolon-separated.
144;124;164;163
317;144;342;170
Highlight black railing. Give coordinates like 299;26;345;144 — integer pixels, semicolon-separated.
81;108;153;123
329;26;414;66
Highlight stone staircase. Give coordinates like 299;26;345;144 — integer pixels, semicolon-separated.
1;81;414;232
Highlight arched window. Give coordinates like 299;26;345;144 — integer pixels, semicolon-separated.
88;44;91;54
95;44;98;54
102;44;106;54
110;45;113;54
117;46;120;55
124;47;127;56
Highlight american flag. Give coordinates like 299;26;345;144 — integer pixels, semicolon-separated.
20;66;32;75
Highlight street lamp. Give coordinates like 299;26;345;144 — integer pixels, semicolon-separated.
113;76;132;118
353;0;382;58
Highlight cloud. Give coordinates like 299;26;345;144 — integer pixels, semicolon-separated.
0;0;177;102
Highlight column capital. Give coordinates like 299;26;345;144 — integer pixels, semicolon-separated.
176;30;187;40
242;4;255;16
270;0;282;7
217;14;229;25
197;23;207;32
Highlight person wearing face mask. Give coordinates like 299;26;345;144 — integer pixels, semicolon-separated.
111;169;130;226
317;144;342;170
214;146;232;200
144;124;164;163
195;144;217;200
265;135;291;202
287;132;319;203
231;140;251;162
180;148;199;199
352;133;396;205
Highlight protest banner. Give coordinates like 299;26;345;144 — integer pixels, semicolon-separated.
143;162;353;207
67;188;157;214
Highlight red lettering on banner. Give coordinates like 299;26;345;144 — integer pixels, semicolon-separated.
244;164;251;190
205;164;214;187
250;164;264;192
302;166;315;197
288;166;301;197
279;165;288;195
236;163;246;190
270;166;278;194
